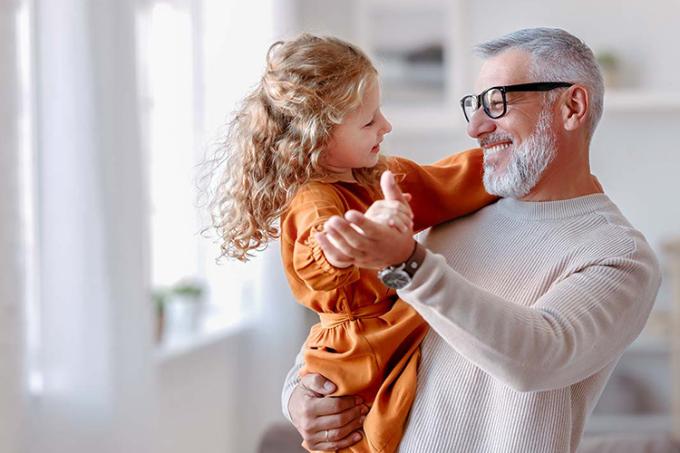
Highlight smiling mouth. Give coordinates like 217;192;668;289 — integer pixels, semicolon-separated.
482;142;512;156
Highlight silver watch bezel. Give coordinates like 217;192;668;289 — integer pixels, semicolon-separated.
377;263;411;289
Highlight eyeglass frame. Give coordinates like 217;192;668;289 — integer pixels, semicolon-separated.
459;82;574;122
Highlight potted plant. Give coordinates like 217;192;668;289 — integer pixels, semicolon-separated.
153;279;206;342
152;288;169;342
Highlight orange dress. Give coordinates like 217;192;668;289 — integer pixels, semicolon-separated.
280;149;494;453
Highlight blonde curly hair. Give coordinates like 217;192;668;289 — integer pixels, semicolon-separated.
204;33;389;262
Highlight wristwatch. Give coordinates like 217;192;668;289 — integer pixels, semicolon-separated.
377;241;426;289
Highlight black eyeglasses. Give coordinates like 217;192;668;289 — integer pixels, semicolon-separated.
460;82;574;122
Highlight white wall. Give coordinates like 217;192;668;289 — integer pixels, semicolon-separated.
591;112;680;309
157;340;239;453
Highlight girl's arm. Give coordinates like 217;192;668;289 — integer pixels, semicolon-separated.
390;148;497;232
281;184;360;291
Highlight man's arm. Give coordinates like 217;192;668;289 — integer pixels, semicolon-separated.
315;174;662;392
281;350;304;423
281;350;367;451
399;247;660;391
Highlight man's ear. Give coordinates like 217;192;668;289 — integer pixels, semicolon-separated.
560;85;589;131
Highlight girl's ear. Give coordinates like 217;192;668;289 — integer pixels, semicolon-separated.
560;85;589;132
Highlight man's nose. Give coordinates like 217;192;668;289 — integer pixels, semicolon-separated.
466;109;496;139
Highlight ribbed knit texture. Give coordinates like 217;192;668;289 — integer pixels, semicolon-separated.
283;194;661;453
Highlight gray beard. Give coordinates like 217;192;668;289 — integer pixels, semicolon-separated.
482;109;556;199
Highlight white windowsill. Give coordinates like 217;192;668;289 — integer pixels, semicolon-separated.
154;305;254;363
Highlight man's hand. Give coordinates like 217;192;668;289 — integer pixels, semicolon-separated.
315;171;416;269
289;373;368;451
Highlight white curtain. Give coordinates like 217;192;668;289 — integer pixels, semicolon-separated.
1;0;156;452
0;1;28;452
1;0;312;451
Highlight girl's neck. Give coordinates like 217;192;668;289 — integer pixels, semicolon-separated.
316;169;356;184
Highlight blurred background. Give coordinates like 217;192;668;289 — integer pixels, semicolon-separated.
1;0;679;452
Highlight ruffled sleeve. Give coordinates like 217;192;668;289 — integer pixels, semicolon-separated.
282;184;361;291
388;148;497;232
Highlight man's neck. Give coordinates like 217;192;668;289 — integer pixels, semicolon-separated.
520;157;603;202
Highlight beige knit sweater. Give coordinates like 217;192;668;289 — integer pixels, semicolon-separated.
283;194;661;453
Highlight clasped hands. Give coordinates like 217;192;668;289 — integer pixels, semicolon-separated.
315;171;416;270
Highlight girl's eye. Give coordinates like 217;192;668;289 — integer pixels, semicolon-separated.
364;119;375;127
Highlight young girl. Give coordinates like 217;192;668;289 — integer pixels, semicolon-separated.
207;33;494;453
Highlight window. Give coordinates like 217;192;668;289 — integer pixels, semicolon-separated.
140;1;276;346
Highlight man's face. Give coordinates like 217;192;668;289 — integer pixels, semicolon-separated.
466;49;558;198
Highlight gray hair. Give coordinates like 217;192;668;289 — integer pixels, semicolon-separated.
475;28;604;138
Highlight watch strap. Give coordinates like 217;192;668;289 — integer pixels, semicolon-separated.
402;242;426;278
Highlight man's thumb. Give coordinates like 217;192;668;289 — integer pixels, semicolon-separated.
301;373;336;396
381;170;405;201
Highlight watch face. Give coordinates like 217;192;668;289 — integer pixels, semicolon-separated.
379;269;411;290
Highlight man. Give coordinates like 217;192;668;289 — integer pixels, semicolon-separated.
282;28;661;452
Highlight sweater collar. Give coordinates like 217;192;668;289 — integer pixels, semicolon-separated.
494;194;612;221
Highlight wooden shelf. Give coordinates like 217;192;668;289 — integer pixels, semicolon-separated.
605;91;680;112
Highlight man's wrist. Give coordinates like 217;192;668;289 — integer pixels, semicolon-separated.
377;241;426;289
389;239;417;268
401;242;426;279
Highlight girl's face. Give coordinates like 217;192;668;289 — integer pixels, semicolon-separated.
322;79;392;179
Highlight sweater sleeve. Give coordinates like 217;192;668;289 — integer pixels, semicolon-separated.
398;240;661;392
389;148;497;232
281;348;305;422
283;185;360;291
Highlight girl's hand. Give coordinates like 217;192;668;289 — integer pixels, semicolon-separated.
365;199;414;234
320;242;354;269
365;171;414;234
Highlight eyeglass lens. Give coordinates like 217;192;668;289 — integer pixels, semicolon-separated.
462;96;478;121
462;88;506;121
483;88;505;118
